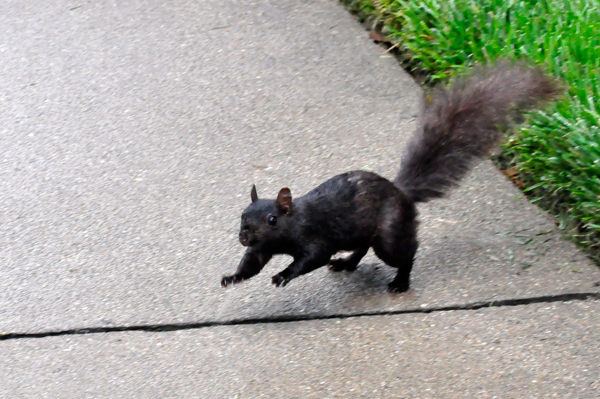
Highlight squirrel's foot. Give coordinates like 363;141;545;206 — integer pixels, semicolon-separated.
271;273;292;287
328;258;358;272
387;281;409;293
221;274;244;287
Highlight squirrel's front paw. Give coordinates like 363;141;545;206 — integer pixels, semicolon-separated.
221;274;243;287
271;273;291;287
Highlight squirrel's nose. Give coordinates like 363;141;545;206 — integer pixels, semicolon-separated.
239;233;250;246
239;227;250;246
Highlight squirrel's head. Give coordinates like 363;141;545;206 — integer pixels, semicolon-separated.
238;185;293;247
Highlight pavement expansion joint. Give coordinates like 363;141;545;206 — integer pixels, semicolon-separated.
2;292;599;341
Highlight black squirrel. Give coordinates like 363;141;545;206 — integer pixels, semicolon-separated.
221;63;560;292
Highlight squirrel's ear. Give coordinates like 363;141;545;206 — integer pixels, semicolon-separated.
250;185;258;203
276;188;293;215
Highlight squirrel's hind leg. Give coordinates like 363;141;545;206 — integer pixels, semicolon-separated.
372;202;418;293
373;237;418;293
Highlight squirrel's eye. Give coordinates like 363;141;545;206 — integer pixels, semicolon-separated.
267;215;277;226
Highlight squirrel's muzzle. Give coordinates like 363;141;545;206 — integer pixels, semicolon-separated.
239;227;250;246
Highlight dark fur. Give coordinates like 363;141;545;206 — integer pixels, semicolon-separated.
221;63;560;292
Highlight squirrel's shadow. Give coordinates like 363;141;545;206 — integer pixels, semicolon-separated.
325;262;398;293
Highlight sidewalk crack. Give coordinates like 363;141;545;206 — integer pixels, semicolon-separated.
2;292;599;341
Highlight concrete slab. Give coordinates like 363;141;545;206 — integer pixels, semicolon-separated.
1;0;599;334
1;300;599;398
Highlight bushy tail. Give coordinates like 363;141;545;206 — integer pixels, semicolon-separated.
394;62;561;203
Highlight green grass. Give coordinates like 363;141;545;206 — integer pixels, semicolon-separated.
342;0;600;261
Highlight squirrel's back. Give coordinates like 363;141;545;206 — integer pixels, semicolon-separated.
394;62;560;203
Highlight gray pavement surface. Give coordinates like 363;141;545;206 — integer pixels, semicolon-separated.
1;0;599;397
2;300;599;398
2;0;599;335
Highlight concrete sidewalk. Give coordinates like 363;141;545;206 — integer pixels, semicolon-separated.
2;301;599;398
1;0;599;397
